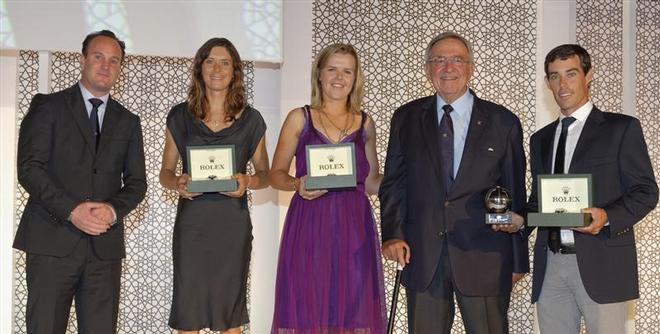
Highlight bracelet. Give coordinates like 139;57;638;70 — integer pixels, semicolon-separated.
290;177;300;192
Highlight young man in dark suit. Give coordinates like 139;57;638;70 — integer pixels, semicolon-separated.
379;31;528;334
14;30;147;333
527;44;658;333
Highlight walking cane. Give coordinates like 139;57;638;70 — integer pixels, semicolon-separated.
387;252;405;334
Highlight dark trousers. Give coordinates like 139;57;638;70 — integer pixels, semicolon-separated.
406;243;510;334
25;237;121;334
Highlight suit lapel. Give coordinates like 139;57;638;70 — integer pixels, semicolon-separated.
569;107;604;172
451;95;489;193
96;97;120;154
67;85;96;155
540;120;558;174
419;96;445;186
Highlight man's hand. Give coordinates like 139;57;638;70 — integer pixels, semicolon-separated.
69;202;112;235
491;211;524;233
573;207;608;235
91;203;115;224
382;239;411;268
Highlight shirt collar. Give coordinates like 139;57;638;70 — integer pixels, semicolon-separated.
559;100;592;124
78;81;110;107
436;89;473;119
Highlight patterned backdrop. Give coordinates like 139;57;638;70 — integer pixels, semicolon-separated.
12;50;40;334
576;0;623;113
577;0;660;333
313;1;538;333
12;51;255;334
634;1;660;333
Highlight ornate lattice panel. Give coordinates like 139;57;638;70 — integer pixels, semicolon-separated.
576;0;624;114
12;50;39;334
13;51;255;334
312;1;537;333
577;1;660;333
635;1;660;333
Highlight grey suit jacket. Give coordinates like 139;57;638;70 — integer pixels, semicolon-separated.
14;84;147;259
528;106;658;303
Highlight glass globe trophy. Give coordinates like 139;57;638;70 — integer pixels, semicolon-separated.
485;186;513;224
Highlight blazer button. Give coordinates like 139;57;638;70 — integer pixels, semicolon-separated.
444;201;450;207
438;231;445;237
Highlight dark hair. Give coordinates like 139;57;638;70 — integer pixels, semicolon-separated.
188;38;246;122
82;30;126;60
544;44;591;76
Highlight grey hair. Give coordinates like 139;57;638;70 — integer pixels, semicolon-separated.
424;31;474;63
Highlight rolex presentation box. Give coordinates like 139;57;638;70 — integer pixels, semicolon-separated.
186;145;238;193
527;174;592;227
305;143;356;190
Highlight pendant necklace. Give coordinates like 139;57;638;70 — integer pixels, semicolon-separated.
204;119;220;127
319;108;353;142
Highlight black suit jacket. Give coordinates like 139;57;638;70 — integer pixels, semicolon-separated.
14;84;147;260
527;106;658;303
379;91;528;297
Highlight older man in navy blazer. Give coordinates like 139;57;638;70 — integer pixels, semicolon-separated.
527;44;657;333
14;30;146;333
380;31;528;334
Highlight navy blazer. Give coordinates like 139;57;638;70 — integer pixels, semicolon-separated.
527;106;658;304
380;91;529;296
14;84;147;260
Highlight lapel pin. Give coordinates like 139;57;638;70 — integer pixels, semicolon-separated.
488;147;494;152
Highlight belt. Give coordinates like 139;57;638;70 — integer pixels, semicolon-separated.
559;244;576;254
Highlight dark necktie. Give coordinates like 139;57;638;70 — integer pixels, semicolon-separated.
89;98;103;149
548;116;576;253
439;104;454;193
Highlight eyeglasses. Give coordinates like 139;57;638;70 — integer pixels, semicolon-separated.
427;56;471;67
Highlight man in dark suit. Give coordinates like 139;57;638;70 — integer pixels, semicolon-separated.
527;44;658;333
14;30;147;333
379;31;528;334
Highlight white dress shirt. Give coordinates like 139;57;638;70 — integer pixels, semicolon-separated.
79;82;110;130
552;101;593;245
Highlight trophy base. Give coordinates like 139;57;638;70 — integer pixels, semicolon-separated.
485;212;513;224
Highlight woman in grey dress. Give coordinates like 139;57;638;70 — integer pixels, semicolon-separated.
159;37;269;334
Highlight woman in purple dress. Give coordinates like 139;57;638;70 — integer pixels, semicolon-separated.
269;43;386;333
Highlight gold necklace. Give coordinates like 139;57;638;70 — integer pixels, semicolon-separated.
203;112;224;127
319;109;353;142
204;119;220;127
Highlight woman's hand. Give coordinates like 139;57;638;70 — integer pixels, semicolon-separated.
296;175;327;200
176;174;202;200
221;173;251;198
